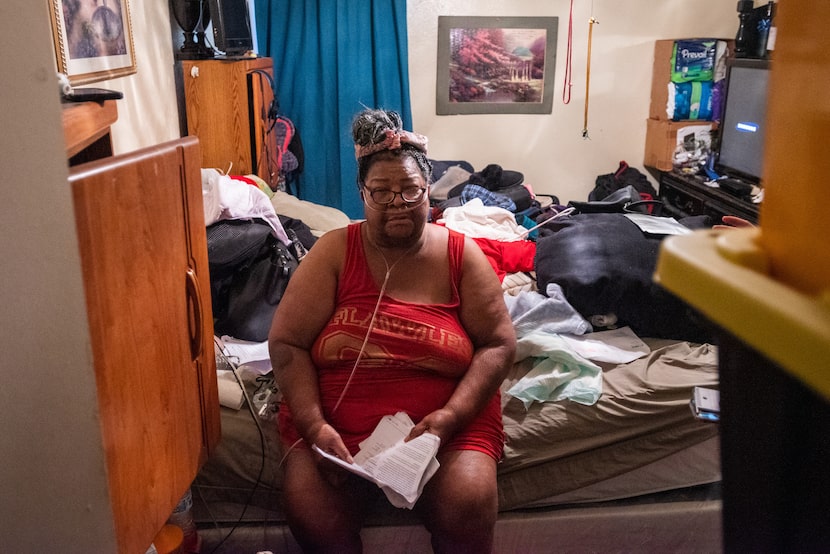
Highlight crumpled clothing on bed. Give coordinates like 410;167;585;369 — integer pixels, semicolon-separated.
438;198;524;241
507;335;603;408
505;283;600;407
201;168;291;246
504;283;592;337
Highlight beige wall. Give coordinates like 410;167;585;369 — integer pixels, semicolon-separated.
99;2;183;154
97;0;743;205
407;0;739;204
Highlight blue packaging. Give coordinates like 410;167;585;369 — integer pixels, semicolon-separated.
670;80;714;120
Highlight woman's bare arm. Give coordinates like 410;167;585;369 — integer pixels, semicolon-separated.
268;228;353;461
408;236;516;443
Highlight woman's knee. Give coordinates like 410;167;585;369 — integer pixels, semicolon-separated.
282;450;367;552
418;450;498;550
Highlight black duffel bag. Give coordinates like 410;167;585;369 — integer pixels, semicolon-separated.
207;219;298;342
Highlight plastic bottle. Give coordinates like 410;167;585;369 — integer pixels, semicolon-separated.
148;524;184;554
755;2;775;58
765;2;777;56
167;488;200;553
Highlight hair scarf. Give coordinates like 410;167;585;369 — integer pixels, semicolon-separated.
354;129;428;159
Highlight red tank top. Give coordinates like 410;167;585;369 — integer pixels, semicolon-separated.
280;222;504;459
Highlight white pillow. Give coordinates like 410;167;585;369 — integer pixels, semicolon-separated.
270;190;351;236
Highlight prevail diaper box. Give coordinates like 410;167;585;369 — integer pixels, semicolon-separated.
649;38;732;121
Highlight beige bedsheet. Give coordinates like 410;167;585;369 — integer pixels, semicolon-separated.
499;338;719;510
194;338;719;525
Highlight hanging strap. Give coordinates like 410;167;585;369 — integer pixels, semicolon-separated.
562;0;575;104
582;17;598;138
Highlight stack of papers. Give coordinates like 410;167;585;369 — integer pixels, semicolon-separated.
313;412;440;509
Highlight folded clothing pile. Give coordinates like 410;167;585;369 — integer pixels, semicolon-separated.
430;162;534;215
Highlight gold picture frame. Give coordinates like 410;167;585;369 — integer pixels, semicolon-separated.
49;0;137;85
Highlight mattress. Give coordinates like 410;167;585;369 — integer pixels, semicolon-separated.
499;338;720;510
192;337;720;531
196;494;723;554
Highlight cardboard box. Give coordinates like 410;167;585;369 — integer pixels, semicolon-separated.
649;40;677;120
644;118;716;171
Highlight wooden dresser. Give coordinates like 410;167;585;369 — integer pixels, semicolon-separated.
181;57;278;186
64;104;220;553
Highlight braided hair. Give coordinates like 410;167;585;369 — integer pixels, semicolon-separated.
351;108;432;188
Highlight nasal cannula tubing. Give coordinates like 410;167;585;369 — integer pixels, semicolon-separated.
279;226;413;466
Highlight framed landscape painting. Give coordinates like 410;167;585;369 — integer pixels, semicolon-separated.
436;16;558;115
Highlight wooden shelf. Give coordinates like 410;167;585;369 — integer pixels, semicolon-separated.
62;100;117;161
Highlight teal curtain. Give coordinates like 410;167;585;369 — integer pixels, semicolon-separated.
255;0;412;218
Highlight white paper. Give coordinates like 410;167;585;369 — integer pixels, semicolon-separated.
623;213;693;235
218;335;272;375
558;327;650;364
313;412;440;509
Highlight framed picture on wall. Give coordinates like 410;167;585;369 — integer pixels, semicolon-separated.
436;16;558;115
49;0;137;85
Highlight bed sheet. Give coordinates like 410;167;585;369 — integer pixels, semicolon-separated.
193;337;720;527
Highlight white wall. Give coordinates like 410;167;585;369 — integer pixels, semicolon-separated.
407;0;739;204
100;0;747;203
40;0;746;201
99;1;183;154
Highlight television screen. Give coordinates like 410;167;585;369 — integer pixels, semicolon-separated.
208;0;253;56
715;59;771;184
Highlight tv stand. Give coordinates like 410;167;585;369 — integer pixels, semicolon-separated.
659;170;760;224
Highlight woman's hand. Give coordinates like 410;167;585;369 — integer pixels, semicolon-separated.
714;215;756;230
406;408;459;445
309;422;354;487
310;422;353;463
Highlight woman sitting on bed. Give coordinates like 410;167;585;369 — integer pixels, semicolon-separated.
268;108;516;553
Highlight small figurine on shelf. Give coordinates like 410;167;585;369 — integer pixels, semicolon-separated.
734;0;755;58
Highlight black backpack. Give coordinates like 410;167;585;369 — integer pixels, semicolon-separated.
589;161;657;201
206;219;298;342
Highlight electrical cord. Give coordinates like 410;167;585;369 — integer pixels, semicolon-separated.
204;224;417;550
200;280;385;552
562;0;574;104
274;247;393;469
274;223;426;477
206;338;268;554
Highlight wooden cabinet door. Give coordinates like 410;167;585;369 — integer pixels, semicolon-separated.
70;137;219;553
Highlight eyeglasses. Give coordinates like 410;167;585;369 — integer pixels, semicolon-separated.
363;186;427;206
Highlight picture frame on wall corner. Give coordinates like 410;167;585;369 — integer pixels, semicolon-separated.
436;16;558;115
49;0;137;86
